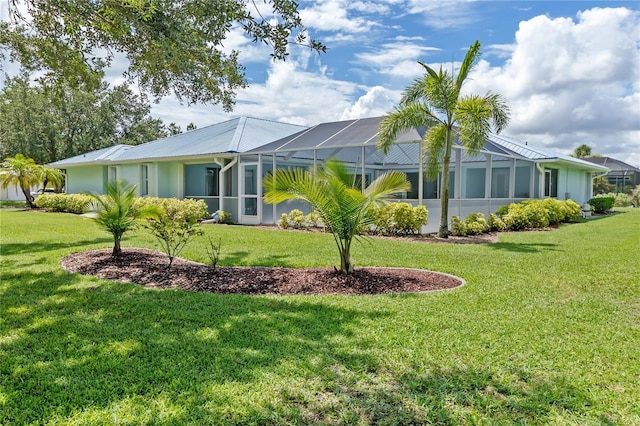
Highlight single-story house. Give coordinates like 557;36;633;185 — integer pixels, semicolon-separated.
51;115;608;233
582;156;639;192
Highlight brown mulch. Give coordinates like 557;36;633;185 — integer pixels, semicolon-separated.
62;248;465;296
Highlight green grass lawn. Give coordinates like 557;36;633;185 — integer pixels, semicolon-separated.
1;208;639;425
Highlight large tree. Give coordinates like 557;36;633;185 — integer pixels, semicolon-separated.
0;75;172;163
1;0;325;109
264;159;410;274
378;40;510;237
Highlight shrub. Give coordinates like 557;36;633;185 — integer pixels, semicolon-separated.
372;203;428;235
501;202;549;230
134;197;209;267
487;213;506;232
279;209;306;229
35;193;92;214
588;197;615;214
305;211;322;228
464;212;489;235
630;185;640;208
212;210;232;223
563;200;582;221
594;192;633;208
450;216;467;236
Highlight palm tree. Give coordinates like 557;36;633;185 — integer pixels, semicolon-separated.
378;40;510;237
264;159;410;274
36;165;65;192
572;144;593;158
88;180;160;257
0;154;40;208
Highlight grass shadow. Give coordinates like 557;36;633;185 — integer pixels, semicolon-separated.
487;242;559;253
0;238;111;256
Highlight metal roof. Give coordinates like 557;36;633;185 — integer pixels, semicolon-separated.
247;116;609;171
50;117;307;166
49;144;133;166
582;156;640;172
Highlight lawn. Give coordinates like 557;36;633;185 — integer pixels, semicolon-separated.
1;208;638;425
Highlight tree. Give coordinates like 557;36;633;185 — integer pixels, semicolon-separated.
36;165;64;193
1;0;325;109
572;144;593;158
88;180;160;257
0;75;172;163
593;175;613;195
0;154;41;207
378;40;510;237
264;159;410;274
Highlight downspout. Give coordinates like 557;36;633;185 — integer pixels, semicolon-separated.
219;157;238;212
535;162;545;198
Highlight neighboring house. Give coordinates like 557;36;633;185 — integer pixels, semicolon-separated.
52;115;608;233
0;182;36;202
582;156;640;192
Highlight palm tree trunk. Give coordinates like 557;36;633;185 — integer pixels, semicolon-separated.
21;185;35;209
438;128;454;238
113;234;122;257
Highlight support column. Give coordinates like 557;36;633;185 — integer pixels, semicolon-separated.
485;153;492;199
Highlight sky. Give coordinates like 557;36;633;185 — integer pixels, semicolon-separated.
2;1;640;166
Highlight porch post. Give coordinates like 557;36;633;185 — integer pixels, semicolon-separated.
509;158;516;198
418;140;424;205
485;153;492;199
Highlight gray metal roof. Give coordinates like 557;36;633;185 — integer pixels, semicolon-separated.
247;116;609;171
582;156;639;172
49;144;133;166
51;117;307;166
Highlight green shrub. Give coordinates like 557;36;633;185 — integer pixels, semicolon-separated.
450;216;467;236
134;197;208;267
34;193;92;214
630;185;640;208
213;210;232;223
132;197;209;223
588;197;615;214
279;209;306;229
487;213;506;232
594;192;633;207
372;203;428;235
563;200;582;221
305;211;322;228
464;212;489;235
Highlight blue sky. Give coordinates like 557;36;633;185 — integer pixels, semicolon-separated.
2;0;639;166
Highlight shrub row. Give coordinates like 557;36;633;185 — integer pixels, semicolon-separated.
278;203;428;236
452;199;582;236
371;203;428;235
279;209;322;229
132;197;209;223
34;193;93;214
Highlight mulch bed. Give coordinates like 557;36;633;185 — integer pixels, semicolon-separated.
62;248;465;296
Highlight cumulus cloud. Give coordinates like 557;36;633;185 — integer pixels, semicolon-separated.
460;7;640;164
355;42;440;77
340;86;400;120
299;0;377;34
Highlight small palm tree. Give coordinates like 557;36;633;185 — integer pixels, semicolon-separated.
0;154;40;208
88;180;160;257
378;40;510;237
264;159;410;274
37;165;64;192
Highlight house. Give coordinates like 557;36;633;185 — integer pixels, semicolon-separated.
49;117;307;218
582;156;639;192
51;116;608;233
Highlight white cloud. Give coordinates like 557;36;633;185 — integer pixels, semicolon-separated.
355;42;440;77
299;0;377;34
460;7;640;165
340;86;400;120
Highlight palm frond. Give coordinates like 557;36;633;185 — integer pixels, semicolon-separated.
456;95;493;155
456;40;481;90
485;92;511;133
377;103;437;154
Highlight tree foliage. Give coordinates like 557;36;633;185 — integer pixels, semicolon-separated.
264;159;410;274
0;75;175;163
572;144;593;158
378;40;510;237
1;0;325;108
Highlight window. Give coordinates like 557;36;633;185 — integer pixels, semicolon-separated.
206;167;220;196
108;166;118;183
140;164;149;196
544;168;558;197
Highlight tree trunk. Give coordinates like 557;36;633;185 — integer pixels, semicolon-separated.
339;245;353;275
438;129;454;238
21;186;35;209
112;234;122;257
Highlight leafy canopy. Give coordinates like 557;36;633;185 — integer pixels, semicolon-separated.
1;0;325;108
